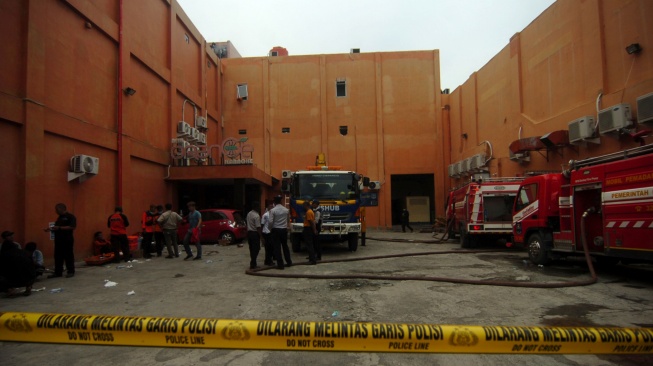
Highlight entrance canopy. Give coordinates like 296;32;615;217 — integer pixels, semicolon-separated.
167;165;274;186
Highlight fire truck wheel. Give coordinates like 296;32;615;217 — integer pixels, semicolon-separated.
291;234;302;253
460;228;471;248
448;222;457;240
527;233;550;265
348;233;358;252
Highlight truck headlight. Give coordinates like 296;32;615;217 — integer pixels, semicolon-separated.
515;222;522;235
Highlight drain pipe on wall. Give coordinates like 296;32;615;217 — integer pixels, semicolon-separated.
117;0;124;206
478;140;493;164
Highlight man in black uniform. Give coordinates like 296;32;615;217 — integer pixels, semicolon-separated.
44;203;77;278
401;208;413;233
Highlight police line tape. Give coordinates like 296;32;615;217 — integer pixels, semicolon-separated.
1;312;652;354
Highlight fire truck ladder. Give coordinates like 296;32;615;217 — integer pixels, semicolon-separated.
476;177;525;183
569;143;653;170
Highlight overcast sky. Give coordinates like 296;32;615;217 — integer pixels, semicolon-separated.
177;0;555;89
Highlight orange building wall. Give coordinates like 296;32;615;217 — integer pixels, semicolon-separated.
2;0;653;261
447;0;653;187
0;0;221;264
221;51;443;227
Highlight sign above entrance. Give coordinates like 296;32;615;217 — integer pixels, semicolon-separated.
171;137;254;166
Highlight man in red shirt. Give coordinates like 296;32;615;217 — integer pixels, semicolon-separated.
108;206;130;263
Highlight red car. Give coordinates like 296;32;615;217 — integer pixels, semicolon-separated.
177;209;246;244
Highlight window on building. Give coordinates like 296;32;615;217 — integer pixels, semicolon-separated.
184;34;190;44
270;51;278;56
238;129;247;135
282;127;290;134
336;79;347;97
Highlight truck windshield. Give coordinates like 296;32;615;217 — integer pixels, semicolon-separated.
515;183;538;212
295;173;358;200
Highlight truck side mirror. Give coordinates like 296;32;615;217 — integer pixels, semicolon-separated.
281;181;290;193
363;177;370;187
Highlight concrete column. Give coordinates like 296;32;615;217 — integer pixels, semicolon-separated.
374;53;388;229
22;0;47;243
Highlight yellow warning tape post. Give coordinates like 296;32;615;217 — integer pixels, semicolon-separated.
1;312;652;354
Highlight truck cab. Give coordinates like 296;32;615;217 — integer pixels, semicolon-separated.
285;169;363;252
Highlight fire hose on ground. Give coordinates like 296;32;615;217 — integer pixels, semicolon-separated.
246;212;598;289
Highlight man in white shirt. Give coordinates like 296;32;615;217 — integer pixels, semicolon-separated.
268;195;292;269
261;202;274;266
157;203;183;258
246;202;263;269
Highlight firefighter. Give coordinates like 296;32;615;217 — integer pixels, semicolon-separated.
311;199;322;260
152;205;165;257
141;204;156;258
302;201;317;265
108;207;130;262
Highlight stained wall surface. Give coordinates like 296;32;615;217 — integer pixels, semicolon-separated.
1;0;653;263
221;51;443;227
0;0;221;262
447;0;653;185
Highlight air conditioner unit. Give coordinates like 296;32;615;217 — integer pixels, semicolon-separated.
470;154;486;171
281;170;293;179
568;116;596;143
177;121;191;137
70;154;99;174
636;92;653;124
195;116;207;129
368;181;381;190
171;138;189;147
461;158;473;174
237;84;248;101
454;161;463;176
448;164;459;178
509;150;530;162
198;133;206;145
187;127;199;142
598;103;632;135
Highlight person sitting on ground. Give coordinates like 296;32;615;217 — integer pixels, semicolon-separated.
1;231;21;250
93;231;113;256
24;242;45;277
0;237;36;297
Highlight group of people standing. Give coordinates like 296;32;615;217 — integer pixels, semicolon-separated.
106;202;200;263
245;196;322;269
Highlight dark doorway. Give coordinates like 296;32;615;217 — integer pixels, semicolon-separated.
390;174;435;225
177;181;261;214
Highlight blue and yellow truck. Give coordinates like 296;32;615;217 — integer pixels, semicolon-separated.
282;154;373;252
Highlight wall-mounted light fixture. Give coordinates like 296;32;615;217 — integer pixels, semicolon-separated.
123;87;136;96
626;43;642;55
339;126;348;136
461;133;468;139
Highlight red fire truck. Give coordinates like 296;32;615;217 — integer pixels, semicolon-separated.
512;144;653;265
447;178;524;248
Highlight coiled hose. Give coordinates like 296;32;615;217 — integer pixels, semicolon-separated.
247;212;598;289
